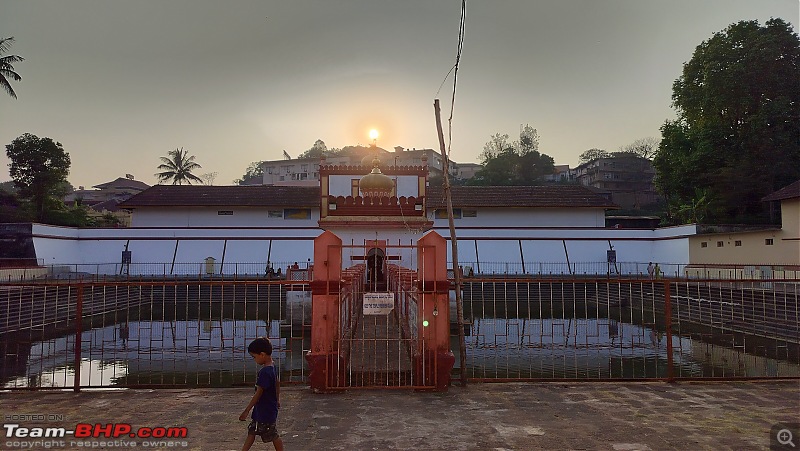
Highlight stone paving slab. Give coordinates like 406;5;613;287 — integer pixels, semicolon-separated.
1;381;798;450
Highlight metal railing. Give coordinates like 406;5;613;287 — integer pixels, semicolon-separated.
1;276;797;389
459;277;799;381
4;261;798;281
1;280;310;389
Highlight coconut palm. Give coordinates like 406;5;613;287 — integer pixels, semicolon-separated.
0;37;24;99
155;148;204;185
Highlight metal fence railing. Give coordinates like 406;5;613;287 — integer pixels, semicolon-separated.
3;261;798;281
1;276;797;389
1;280;310;389
459;278;799;381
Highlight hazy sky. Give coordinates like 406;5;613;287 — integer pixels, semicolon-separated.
1;1;797;188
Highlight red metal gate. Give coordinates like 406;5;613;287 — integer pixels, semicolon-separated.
306;232;454;391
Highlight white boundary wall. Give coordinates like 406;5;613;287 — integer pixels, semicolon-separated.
30;223;695;276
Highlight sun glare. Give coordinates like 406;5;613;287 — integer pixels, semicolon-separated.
369;129;379;141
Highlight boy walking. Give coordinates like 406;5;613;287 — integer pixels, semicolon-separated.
240;337;284;451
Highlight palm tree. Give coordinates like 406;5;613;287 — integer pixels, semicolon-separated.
155;148;204;185
0;37;24;99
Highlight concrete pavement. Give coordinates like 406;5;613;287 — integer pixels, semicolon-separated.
2;381;799;450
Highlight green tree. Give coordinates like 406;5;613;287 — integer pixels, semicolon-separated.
234;161;266;185
5;133;71;221
655;19;800;224
0;37;24;99
470;126;555;185
298;139;328;159
155;147;203;185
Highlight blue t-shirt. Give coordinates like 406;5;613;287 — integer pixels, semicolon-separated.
252;365;279;423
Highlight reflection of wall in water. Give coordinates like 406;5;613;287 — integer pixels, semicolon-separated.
689;340;800;377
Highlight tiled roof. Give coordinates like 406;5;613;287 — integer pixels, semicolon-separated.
762;180;800;202
119;184;618;209
93;177;150;190
426;185;618;208
89;198;123;212
118;185;321;208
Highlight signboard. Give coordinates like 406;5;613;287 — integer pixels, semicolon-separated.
121;250;132;264
607;250;616;264
363;292;394;315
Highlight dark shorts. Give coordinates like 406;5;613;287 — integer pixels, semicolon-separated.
247;420;279;442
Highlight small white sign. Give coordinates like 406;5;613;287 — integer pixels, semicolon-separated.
363;292;394;315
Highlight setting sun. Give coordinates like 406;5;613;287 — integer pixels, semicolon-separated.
369;129;379;141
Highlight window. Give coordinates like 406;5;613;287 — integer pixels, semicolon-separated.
284;209;311;220
268;210;282;218
735;240;742;247
351;179;360;197
435;208;461;219
279;176;285;181
716;241;724;247
604;173;612;179
701;242;708;248
463;210;477;218
267;167;272;174
765;238;774;245
301;164;308;172
217;210;233;216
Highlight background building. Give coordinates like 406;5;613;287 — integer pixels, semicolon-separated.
573;155;660;210
260;146;477;186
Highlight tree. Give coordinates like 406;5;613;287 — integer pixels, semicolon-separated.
578;148;611;165
298;139;328;159
620;137;659;160
155;148;203;185
470;126;555;185
234;161;266;185
5;133;71;221
199;172;218;186
0;37;24;99
655;19;800;224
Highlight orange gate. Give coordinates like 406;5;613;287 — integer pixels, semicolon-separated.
305;231;455;391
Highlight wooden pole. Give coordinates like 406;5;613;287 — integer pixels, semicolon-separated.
434;98;467;387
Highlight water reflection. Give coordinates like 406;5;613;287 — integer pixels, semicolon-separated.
2;319;307;388
457;318;800;379
2;316;798;388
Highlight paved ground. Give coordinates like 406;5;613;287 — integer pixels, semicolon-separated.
2;381;799;450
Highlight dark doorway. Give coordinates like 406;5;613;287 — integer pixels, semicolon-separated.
366;247;386;290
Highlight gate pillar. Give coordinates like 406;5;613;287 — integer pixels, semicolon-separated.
417;231;455;391
306;231;343;392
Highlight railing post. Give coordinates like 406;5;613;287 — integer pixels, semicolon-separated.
74;283;84;392
663;279;674;383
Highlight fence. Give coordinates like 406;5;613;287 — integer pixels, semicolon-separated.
5;261;798;282
1;277;798;389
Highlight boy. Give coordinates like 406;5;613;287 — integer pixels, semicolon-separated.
240;337;284;451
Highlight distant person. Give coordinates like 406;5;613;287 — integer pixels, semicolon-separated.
119;323;129;345
291;262;299;270
647;262;655;279
240;337;283;451
654;263;662;279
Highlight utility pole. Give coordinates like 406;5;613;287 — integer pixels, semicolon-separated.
434;98;467;387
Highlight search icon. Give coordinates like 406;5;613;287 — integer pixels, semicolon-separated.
778;429;796;448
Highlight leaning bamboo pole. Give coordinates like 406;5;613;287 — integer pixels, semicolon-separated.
434;98;467;387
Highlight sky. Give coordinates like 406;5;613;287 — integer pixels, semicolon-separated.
1;0;798;188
